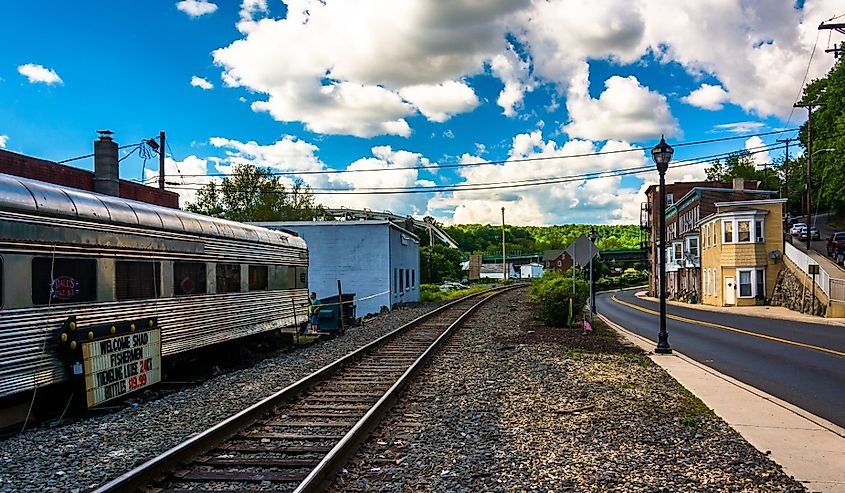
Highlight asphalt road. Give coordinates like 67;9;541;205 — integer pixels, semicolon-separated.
597;288;845;428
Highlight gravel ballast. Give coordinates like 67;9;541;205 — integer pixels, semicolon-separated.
0;302;443;493
333;289;805;492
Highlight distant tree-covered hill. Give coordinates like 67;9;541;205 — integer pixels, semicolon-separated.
441;224;643;254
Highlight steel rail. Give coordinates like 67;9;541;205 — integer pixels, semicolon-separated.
93;285;521;493
293;286;518;492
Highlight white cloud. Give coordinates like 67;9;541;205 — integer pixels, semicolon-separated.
398;81;479;123
428;131;649;225
563;69;680;142
745;136;772;167
711;121;766;134
683;84;729;110
176;0;218;17
17;64;63;85
489;44;534;116
0;135;7;148
190;76;214;90
213;0;525;137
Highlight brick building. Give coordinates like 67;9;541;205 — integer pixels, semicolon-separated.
0;135;178;208
542;249;574;272
645;179;776;298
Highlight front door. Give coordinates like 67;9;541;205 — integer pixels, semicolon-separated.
724;276;736;305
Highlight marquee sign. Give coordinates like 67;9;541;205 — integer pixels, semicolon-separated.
81;328;161;407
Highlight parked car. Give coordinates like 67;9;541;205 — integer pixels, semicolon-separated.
827;232;845;256
439;281;468;292
790;222;806;236
836;247;845;267
799;227;820;241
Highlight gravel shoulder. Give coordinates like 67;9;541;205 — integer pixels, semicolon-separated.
0;302;444;493
334;288;805;492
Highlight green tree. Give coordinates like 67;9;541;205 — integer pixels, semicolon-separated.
186;164;323;221
796;44;845;214
420;245;464;283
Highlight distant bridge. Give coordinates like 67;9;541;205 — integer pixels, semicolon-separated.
322;208;460;249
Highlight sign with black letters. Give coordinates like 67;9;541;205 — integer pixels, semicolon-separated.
82;328;161;407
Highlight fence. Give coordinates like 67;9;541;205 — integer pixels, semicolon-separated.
784;241;845;301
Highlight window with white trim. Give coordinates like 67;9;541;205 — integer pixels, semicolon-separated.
704;269;710;295
756;269;765;298
738;270;752;297
724;221;733;243
737;220;752;243
687;237;699;258
755;220;764;242
735;268;765;298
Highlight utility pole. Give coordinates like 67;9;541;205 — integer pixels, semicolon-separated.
501;207;507;282
159;131;166;190
427;222;433;283
818;21;845;58
794;102;823;250
776;137;796;202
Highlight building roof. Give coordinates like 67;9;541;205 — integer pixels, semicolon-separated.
542;249;566;261
254;219;420;240
0;172;305;249
480;263;514;273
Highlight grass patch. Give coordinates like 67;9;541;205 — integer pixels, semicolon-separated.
419;284;495;302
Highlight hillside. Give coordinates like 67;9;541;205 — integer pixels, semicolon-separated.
442;224;643;254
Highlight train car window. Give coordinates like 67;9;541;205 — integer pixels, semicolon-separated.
174;262;207;296
270;265;292;290
249;265;269;291
295;266;308;289
116;261;161;300
216;264;241;294
405;269;410;290
0;257;3;308
32;257;97;305
411;269;415;288
399;268;404;291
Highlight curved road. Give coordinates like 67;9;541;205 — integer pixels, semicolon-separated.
597;288;845;428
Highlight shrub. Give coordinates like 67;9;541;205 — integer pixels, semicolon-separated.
529;270;589;326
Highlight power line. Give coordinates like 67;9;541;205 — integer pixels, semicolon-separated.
778;29;821;140
166;144;784;196
171;128;797;178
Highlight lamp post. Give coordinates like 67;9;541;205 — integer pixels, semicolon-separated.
588;228;598;318
652;136;673;354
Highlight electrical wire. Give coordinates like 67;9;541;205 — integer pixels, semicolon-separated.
777;29;822;140
166;144;783;196
171;128;797;178
56;140;156;164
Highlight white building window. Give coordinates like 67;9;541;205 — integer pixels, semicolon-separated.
756;220;765;243
735;268;765;298
737;220;752;243
687;237;699;258
723;221;734;243
666;193;674;205
704;269;710;295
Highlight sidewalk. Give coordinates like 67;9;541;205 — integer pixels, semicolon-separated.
600;314;845;493
635;291;845;327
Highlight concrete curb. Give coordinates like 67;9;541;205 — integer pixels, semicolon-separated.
597;312;845;492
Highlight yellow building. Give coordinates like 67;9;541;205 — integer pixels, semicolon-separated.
699;198;786;306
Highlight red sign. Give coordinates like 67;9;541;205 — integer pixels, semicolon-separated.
180;276;195;294
52;276;79;300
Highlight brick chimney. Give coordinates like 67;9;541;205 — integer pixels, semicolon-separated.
732;177;744;191
94;130;119;196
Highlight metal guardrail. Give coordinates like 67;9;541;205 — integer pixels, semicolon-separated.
784;241;845;302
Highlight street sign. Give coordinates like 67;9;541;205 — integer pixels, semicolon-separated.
566;234;600;267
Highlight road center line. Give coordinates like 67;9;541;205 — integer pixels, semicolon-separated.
610;294;845;359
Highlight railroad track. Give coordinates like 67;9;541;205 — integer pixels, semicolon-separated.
95;285;521;493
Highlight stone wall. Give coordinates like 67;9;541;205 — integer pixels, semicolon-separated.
770;260;826;316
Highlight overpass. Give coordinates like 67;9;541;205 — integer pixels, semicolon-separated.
322;208;460;249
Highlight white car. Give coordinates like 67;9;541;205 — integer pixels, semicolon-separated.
790;222;806;236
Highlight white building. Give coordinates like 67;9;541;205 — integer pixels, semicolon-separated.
479;263;517;280
520;263;544;279
254;220;420;317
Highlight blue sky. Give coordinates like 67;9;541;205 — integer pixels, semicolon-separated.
1;0;841;225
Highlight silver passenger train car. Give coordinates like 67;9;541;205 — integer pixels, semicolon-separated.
0;172;309;398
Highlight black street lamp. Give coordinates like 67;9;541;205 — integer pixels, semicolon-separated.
652;136;673;354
